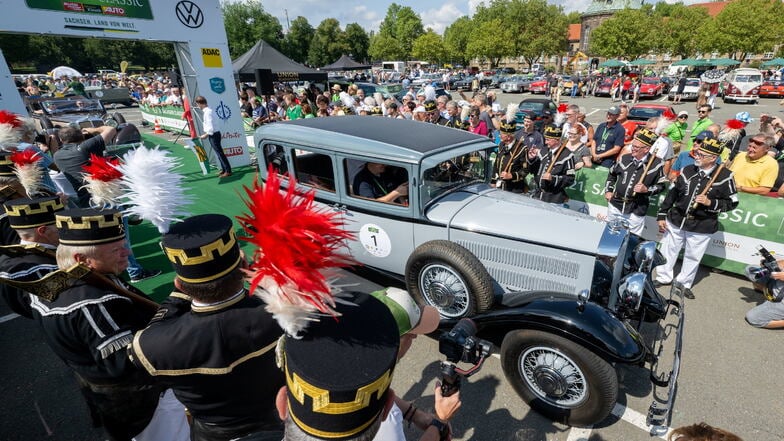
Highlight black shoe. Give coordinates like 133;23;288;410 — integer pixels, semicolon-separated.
653;280;670;289
130;269;162;283
683;288;695;299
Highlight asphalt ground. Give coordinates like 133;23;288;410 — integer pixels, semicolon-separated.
1;92;783;440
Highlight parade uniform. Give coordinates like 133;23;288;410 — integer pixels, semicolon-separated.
444;116;467;130
493;120;529;193
31;208;162;441
528;125;575;204
655;139;738;291
604;129;667;236
128;214;285;441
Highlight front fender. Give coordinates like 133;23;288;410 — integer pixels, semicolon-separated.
439;292;646;364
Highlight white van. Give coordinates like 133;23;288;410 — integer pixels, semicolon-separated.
722;68;763;104
381;61;405;73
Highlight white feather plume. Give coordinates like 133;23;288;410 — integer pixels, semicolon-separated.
0;123;18;147
118;146;191;234
506;103;518;123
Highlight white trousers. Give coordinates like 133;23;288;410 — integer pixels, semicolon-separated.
607;204;645;236
133;389;191;441
655;219;711;289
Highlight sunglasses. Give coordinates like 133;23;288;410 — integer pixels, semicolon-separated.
678;116;688;119
470;114;479;118
698;110;709;114
748;139;766;146
693;151;715;158
568;132;579;135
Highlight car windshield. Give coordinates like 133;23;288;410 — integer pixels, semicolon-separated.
686;79;700;87
41;99;102;115
518;102;544;113
421;148;491;206
734;74;762;82
629;106;665;120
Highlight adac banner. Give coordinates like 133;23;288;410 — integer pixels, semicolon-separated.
562;166;783;275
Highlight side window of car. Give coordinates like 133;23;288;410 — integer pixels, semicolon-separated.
292;149;335;192
345;159;409;206
262;143;289;177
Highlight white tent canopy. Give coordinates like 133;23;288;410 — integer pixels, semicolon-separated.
50;66;82;78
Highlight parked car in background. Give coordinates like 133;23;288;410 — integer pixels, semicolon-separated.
453;75;491;91
83;86;133;107
255;116;683;429
411;73;442;87
667;78;701;101
594;78;613;97
638;77;663;98
528;77;549;94
722;68;763;104
626;104;675;129
560;76;575;94
659;76;676;94
515;98;556;131
759;80;784;98
501;75;532;93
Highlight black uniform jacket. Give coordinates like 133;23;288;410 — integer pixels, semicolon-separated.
528;145;576;204
128;291;285;429
493;141;529;193
30;277;155;384
0;246;58;318
657;164;739;234
604;154;666;216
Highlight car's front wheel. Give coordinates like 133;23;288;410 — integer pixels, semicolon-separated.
500;330;617;426
405;240;493;318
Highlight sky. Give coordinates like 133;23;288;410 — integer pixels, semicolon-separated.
259;0;706;35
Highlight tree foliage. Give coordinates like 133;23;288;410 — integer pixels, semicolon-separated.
344;23;370;63
696;0;784;60
443;16;473;67
412;30;447;65
307;18;350;67
589;8;654;60
652;3;709;57
284;16;314;64
368;3;424;61
465;19;514;68
221;0;283;59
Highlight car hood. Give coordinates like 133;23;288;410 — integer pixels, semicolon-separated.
426;184;605;255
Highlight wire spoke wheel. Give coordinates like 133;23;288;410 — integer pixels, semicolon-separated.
419;263;469;318
520;346;588;407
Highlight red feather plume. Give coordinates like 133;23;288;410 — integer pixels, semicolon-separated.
662;109;676;120
237;169;355;336
9;148;41;166
726;119;744;130
0;111;22;128
82;154;122;182
557;103;568;113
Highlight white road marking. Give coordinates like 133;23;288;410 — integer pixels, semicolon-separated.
612;403;672;439
566;426;593;441
0;313;20;324
586;108;600;116
659;96;669;102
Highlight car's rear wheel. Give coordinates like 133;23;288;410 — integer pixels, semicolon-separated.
405;240;494;318
500;330;618;426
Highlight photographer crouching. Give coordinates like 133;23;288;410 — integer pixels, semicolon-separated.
745;247;784;329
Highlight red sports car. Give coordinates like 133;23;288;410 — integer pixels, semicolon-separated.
594;78;613;97
759;80;784;98
638;77;663;98
529;78;549;94
627;104;676;129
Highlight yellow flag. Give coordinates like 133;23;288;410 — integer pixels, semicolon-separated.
120;61;129;73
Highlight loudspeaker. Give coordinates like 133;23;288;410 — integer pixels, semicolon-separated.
255;69;274;96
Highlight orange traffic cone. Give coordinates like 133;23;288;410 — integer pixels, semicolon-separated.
153;118;164;134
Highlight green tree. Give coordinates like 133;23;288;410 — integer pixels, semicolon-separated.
344;23;370;63
284;17;314;64
466;19;514;69
443;16;472;67
368;3;424;61
566;11;581;24
697;0;784;61
589;8;653;60
221;0;283;59
307;18;349;67
654;3;709;58
412;30;447;65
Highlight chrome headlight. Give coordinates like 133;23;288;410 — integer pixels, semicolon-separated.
633;241;657;273
617;272;645;313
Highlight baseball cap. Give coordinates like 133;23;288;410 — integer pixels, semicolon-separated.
371;287;440;336
607;106;621;115
694;130;715;141
677;110;689;118
735;111;753;123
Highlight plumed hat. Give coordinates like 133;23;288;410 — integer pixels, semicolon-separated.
543;124;562;139
634;128;658;147
4;195;64;229
56;208;125;246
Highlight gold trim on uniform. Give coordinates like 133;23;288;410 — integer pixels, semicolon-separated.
131;332;279;376
55;212;123;229
285;365;392;415
5;198;65;217
164;229;237;266
287;401;380;439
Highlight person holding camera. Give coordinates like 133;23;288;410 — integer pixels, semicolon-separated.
745;257;784;329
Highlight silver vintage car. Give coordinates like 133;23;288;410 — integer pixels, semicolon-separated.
254;117;683;429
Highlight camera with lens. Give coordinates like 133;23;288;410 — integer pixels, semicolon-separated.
744;245;784;302
437;318;492;397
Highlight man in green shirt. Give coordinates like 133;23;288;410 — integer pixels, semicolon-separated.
687;105;713;151
64;77;85;96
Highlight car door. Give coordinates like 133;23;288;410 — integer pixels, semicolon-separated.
334;156;416;276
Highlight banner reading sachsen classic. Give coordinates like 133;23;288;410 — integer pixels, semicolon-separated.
564;167;783;275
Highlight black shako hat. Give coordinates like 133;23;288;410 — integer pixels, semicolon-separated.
56;208;125;246
4;195;64;229
0;152;15;177
423;100;437;112
543;124;562;139
499;120;517;134
634;128;658;147
282;291;399;440
699;138;726;156
161;214;241;284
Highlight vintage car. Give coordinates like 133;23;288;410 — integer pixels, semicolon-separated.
83;86;133;107
667;78;701;101
593;77;613;97
638;77;663;98
528;77;549;94
25;96;141;151
500;75;532;93
254;117;684;429
627;104;676;129
514;98;556;131
759;80;784;98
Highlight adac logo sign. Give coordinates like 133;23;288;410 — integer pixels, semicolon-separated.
176;1;204;29
201;48;222;68
209;77;225;94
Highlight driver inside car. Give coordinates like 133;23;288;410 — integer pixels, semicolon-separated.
353;162;408;204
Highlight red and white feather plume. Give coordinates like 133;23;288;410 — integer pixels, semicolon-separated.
10;148;43;196
82;154;124;208
654;109;677;136
0;111;23;147
719;118;745;147
238;169;356;337
554;103;568;127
